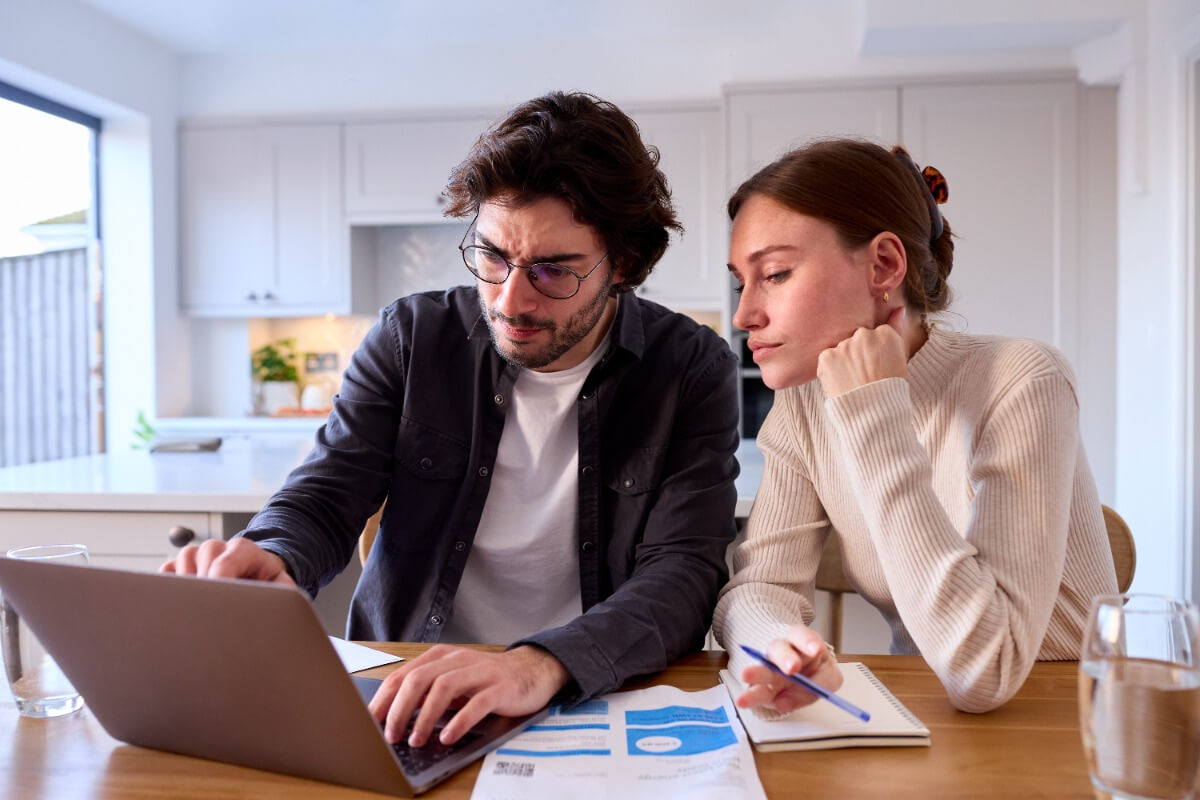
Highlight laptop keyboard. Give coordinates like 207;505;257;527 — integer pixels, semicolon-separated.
391;723;485;773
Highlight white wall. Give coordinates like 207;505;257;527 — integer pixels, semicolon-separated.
0;0;183;453
1109;0;1200;602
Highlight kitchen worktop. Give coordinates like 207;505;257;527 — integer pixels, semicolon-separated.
0;436;764;518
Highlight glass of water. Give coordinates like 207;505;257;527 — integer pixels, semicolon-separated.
1;544;90;717
1079;593;1200;800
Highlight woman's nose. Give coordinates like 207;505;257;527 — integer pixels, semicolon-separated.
732;289;762;331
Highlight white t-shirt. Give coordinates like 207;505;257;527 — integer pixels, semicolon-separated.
441;331;610;644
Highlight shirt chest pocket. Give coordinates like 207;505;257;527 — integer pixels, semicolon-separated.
394;416;469;480
606;446;666;497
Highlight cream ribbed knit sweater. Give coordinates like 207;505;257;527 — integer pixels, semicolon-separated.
713;327;1118;712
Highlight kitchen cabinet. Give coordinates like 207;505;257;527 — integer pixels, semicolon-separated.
724;78;1107;467
727;87;900;183
0;510;222;572
899;80;1079;355
343;115;498;223
628;107;726;312
180;123;348;316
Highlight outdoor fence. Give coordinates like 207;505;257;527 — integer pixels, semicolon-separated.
0;247;99;467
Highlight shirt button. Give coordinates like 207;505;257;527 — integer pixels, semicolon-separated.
622;478;634;489
581;465;593;477
454;540;466;552
478;466;489;477
494;394;504;405
581;541;595;553
430;614;444;626
419;457;433;471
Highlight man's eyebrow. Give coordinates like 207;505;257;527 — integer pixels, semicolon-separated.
473;231;589;264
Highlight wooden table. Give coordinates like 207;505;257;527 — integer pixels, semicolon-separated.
1;644;1091;798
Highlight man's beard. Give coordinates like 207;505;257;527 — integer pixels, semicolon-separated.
480;275;614;370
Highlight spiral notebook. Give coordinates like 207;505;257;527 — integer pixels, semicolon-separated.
719;663;930;751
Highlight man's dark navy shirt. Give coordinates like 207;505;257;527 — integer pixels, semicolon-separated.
244;286;740;701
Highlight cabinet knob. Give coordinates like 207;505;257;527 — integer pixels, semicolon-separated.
262;291;276;301
435;194;447;206
246;292;258;302
168;526;196;548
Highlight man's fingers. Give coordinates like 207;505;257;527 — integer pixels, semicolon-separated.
193;538;229;576
208;538;262;579
368;672;403;723
441;691;499;745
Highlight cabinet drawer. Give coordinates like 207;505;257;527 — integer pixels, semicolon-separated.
0;511;216;572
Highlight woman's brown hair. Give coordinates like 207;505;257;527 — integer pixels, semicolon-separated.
444;92;681;292
727;138;954;313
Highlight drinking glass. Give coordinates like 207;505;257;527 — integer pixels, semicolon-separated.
1;544;89;717
1079;593;1200;800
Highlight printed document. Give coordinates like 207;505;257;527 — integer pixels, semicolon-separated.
471;683;766;800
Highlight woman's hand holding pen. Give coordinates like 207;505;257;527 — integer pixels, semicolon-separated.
817;305;909;397
736;624;842;713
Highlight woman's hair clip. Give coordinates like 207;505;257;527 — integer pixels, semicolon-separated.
922;165;949;204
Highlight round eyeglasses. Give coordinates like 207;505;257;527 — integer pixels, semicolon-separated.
458;220;608;300
460;246;608;299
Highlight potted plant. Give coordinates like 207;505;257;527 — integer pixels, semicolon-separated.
251;339;300;415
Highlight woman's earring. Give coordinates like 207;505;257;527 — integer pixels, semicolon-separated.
883;291;890;303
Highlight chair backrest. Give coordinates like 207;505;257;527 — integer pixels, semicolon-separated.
814;504;1137;650
357;505;385;566
1101;504;1136;593
814;535;852;652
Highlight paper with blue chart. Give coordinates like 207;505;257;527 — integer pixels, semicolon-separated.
471;684;766;799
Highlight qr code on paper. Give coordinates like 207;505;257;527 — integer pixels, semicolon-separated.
492;760;535;777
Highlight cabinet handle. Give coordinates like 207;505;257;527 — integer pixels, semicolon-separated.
168;526;196;548
263;291;276;301
246;292;258;302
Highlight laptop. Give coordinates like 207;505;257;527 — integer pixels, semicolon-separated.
0;557;549;796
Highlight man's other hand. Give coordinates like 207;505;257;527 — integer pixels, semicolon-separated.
160;537;294;585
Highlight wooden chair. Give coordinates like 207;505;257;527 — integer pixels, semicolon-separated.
1102;505;1136;593
357;504;385;566
816;504;1136;652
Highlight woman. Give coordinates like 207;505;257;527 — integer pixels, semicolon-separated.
713;139;1118;713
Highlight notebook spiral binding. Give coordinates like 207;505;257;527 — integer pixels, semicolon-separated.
854;663;925;729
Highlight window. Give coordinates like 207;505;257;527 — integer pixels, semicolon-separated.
0;82;102;467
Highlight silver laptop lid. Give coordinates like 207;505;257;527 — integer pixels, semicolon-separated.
0;558;417;795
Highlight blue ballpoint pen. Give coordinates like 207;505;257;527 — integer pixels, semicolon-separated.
739;644;871;722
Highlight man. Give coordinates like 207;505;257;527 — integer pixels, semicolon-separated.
164;92;739;750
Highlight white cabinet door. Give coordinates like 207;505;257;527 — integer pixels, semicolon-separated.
181;124;348;317
180;126;272;313
726;88;900;188
344;116;497;222
631;108;727;312
900;81;1079;353
268;125;347;312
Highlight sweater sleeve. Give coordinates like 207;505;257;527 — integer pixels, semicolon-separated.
824;370;1078;712
712;389;831;680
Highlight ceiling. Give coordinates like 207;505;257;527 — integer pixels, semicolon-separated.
76;0;842;55
75;0;1132;59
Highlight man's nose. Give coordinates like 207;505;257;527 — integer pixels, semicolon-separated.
494;267;540;315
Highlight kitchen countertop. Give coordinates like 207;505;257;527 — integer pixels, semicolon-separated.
0;435;764;518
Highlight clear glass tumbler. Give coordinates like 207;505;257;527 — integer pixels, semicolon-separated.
1;544;90;717
1079;593;1200;800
